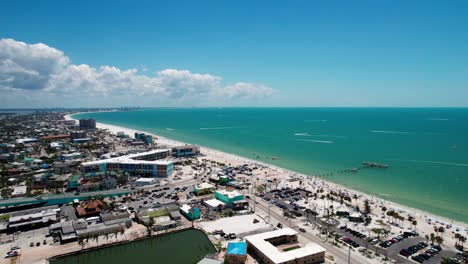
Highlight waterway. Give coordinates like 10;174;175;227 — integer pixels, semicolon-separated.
49;229;216;264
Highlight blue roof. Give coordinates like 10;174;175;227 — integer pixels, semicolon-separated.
227;242;247;255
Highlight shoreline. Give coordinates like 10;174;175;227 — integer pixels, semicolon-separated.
65;113;467;231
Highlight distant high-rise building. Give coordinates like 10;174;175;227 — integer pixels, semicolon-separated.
79;119;96;129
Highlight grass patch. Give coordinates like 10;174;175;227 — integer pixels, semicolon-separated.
283;246;300;252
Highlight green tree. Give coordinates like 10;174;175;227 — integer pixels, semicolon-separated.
430;233;436;245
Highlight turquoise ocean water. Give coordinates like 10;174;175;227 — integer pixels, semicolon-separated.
74;108;468;223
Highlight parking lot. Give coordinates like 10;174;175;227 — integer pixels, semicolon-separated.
117;183;195;213
260;187;311;217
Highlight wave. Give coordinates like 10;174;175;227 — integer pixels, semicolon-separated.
296;139;334;144
165;128;174;131
406;160;468;167
294;132;346;139
304;119;327;122
200;126;237;130
425;118;449;121
370;130;409;134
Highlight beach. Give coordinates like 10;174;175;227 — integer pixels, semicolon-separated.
65;113;468;250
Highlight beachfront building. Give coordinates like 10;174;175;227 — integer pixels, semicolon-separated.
79;119;96;129
348;212;363;223
194;182;216;195
215;189;248;210
226;241;247;264
80;149;173;177
180;204;200;221
245;228;326;264
172;145;200;157
134;132;153;144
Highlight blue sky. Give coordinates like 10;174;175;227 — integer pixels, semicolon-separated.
1;0;467;107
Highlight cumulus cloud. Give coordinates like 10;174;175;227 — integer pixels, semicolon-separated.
223;82;274;99
0;38;273;103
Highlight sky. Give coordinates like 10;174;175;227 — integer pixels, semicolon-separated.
0;0;467;108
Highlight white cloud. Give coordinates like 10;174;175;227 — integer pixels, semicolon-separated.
223;82;274;99
0;38;274;104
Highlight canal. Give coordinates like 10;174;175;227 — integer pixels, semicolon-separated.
49;229;216;264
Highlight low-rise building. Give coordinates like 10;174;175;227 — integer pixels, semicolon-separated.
194;182;216;195
226;241;247;264
215;189;248;210
203;199;227;211
76;200;103;218
245;228;326;264
172;145;200;157
135;177;159;187
8;208;60;231
180;204;200;221
11;185;27;197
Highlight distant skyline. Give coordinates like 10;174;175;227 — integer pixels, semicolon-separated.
1;0;467;108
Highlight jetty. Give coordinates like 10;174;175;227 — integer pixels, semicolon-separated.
362;161;389;169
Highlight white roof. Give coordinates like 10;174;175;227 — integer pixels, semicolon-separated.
216;189;243;199
82;149;172;166
12;185;27;196
244;228;325;263
135;178;157;183
196;182;215;190
180;204;192;213
203;199;226;208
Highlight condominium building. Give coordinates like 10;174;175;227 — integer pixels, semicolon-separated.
81;149;173;177
79;119;96;129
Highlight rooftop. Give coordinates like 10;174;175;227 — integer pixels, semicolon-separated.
244;228;325;264
216;189;243;199
81;149;172;166
227;241;247;256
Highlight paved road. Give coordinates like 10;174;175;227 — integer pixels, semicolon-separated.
251;198;376;264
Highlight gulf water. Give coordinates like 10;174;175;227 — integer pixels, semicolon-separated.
75;108;468;223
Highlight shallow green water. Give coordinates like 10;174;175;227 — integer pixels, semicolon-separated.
50;229;216;264
74;108;468;223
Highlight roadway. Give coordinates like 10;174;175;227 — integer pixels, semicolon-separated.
250;197;377;264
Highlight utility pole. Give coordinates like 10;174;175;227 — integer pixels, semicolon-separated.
253;182;256;213
348;245;351;264
268;203;271;223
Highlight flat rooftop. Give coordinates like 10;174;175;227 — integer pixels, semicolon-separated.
82;149;172;166
244;228;325;264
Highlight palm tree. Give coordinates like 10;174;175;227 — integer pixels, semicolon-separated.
425;234;430;244
460;236;466;249
372;228;384;239
440;257;452;264
430;233;436;245
435;236;443;246
412;220;417;230
78;237;85;249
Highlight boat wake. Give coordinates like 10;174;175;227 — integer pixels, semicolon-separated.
407;160;468;167
294;132;346;138
370;130;409;134
200;126;237;130
425;118;449;121
304;119;327;122
296;139;334;144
